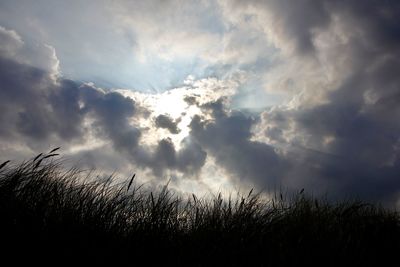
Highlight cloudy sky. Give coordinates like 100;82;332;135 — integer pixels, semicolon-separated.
1;0;400;205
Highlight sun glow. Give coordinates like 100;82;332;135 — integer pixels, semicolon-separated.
115;76;238;150
116;87;198;148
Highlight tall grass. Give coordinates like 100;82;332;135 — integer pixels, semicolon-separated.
0;151;399;266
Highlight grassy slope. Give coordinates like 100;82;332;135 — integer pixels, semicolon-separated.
0;152;399;266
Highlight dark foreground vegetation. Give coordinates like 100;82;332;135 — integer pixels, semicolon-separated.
0;152;399;266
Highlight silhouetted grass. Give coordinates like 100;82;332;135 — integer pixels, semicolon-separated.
0;151;399;266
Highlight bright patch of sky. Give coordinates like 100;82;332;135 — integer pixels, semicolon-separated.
116;75;238;149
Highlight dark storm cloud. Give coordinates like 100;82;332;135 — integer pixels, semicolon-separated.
327;0;400;50
188;98;285;187
0;28;136;162
154;114;181;134
255;0;400;204
235;0;400;54
79;84;141;152
276;68;400;202
133;137;207;177
0;55;83;142
251;0;330;53
0;43;141;151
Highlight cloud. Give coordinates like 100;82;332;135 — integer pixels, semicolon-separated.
0;26;60;77
0;28;136;168
186;98;286;188
249;0;400;204
133;137;207;177
234;0;330;54
79;84;141;154
0;26;23;57
0;26;213;182
0;27;140;154
0;52;80;143
1;0;400;206
0;1;137;88
154;114;181;134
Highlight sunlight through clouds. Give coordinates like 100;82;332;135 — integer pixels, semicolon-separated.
1;0;400;206
115;75;240;149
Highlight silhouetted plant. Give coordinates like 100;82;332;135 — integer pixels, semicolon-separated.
0;151;399;266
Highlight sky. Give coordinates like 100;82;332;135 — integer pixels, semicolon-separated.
1;0;400;206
